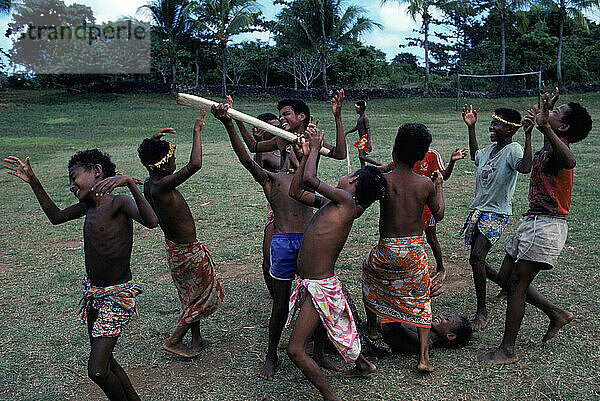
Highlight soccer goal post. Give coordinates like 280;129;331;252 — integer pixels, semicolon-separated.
455;71;542;111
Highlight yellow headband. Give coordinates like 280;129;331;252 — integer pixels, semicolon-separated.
492;114;521;127
148;142;175;169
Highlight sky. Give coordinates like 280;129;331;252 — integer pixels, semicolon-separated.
1;0;599;71
0;0;426;71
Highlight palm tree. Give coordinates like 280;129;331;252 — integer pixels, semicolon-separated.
381;0;437;95
537;0;599;88
138;0;195;86
278;0;381;93
194;0;261;97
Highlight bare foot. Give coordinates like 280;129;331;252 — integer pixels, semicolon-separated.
341;360;376;378
471;313;489;331
191;338;211;353
543;310;574;342
315;356;343;372
258;355;278;381
417;360;434;372
478;347;518;365
491;289;507;303
162;341;199;358
260;318;270;328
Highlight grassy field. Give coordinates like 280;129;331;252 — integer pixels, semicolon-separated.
0;89;598;400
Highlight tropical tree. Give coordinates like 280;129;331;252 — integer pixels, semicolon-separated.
138;0;195;86
381;0;439;95
536;0;600;88
0;0;11;14
276;0;381;92
194;0;261;96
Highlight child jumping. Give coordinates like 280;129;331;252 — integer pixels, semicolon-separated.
362;123;445;372
461;104;532;331
380;146;467;282
479;90;591;364
137;111;224;359
3;150;158;401
286;127;385;401
345;100;382;168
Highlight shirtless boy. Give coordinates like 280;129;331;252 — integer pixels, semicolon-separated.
461;104;532;330
138;111;224;358
212;92;348;380
286;128;385;401
345;100;382;168
362;123;444;372
4;150;158;401
479;91;591;364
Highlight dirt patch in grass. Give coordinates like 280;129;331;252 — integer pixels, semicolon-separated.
219;262;262;280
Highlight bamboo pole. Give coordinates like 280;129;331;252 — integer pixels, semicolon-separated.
177;93;331;156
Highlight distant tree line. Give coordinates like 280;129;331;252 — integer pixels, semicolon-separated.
2;0;600;93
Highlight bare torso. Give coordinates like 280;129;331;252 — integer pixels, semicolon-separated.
296;200;356;280
379;168;434;237
255;149;281;173
357;115;369;135
265;171;314;233
144;180;196;244
83;195;134;287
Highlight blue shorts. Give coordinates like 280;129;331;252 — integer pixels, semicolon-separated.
269;232;303;281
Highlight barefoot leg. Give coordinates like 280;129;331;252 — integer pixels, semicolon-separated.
469;231;492;331
88;337;129;401
287;296;341;401
313;325;343;372
341;353;376;378
109;356;141;401
425;226;445;281
259;279;292;380
163;324;198;358
364;306;379;338
262;222;275;298
416;327;434;372
190;322;210;352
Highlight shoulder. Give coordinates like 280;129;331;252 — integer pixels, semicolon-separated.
112;193;135;209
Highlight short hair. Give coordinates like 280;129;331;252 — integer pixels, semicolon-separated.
277;99;310;129
562;102;592;143
257;112;278;123
494;107;521;130
353;166;387;208
138;138;171;169
355;100;366;111
68;149;116;178
441;315;472;349
393;123;432;167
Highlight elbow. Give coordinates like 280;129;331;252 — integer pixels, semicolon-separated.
288;188;301;200
146;216;159;228
566;158;576;170
188;160;202;172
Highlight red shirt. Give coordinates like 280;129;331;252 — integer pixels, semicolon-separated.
527;139;573;216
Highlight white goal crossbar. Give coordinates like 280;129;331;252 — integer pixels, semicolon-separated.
456;71;542;110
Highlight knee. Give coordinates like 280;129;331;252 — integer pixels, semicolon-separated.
469;252;484;267
88;361;109;383
505;274;526;297
287;343;305;363
273;299;289;316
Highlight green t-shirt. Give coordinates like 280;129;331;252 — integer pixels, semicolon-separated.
470;142;523;215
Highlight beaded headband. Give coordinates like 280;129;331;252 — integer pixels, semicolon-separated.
147;142;175;170
492;114;521;127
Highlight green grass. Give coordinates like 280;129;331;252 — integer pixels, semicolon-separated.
0;89;599;400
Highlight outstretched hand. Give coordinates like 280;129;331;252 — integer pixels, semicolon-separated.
226;95;234;109
462;104;477;126
307;126;324;151
431;170;443;186
332;89;345;117
548;87;559;109
91;175;133;197
211;103;232;123
522;109;536;135
3;156;35;183
194;110;207;131
450;147;467;162
535;93;551;127
152;128;176;139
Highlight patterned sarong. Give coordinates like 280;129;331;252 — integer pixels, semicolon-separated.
460;209;509;247
353;134;372;153
165;238;224;326
286;276;361;363
78;276;142;337
362;236;431;328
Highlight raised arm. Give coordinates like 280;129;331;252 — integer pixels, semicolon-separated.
462;104;479;160
92;175;158;228
303;128;353;205
536;93;576;169
325;89;348;160
289;137;325;208
516;111;534;174
3;156;85;224
442;148;467;180
427;171;445;222
211;103;270;184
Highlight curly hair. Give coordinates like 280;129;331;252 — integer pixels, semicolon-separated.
257;112;278;123
138;138;171;169
439;315;472;349
494;107;521;127
354;166;387;208
354;100;366;111
393;123;432;167
68;149;116;178
562;102;592;143
277;99;310;129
